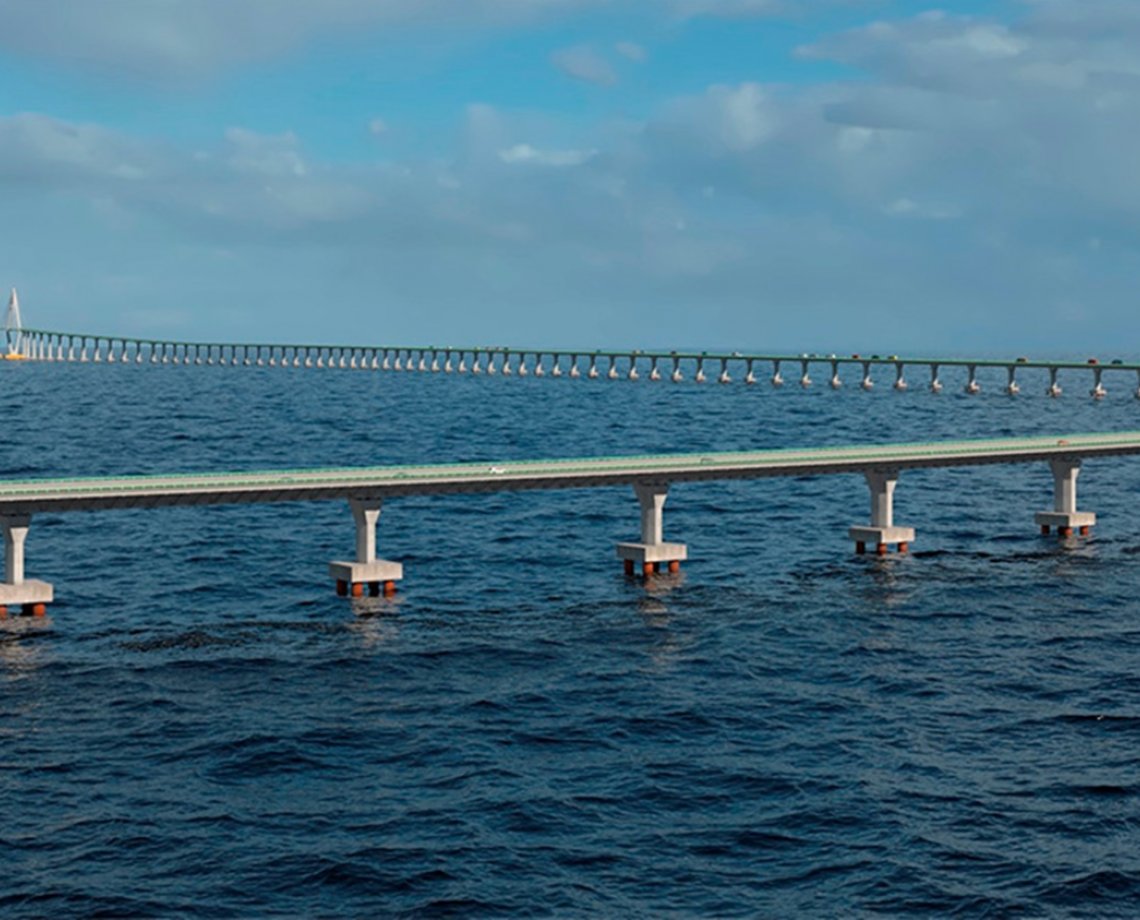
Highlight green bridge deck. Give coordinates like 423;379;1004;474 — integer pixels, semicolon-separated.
1;431;1138;514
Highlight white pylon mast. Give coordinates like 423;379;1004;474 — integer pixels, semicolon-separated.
5;288;22;356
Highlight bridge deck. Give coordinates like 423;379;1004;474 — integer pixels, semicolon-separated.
1;431;1138;514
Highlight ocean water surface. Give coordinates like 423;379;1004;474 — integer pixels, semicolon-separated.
2;361;1139;916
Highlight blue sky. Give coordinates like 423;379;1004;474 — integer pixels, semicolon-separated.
0;0;1134;353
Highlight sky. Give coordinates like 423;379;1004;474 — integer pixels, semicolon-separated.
0;0;1136;354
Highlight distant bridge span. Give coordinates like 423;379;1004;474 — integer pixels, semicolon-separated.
9;324;1139;399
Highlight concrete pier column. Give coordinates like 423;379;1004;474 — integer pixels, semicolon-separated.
744;358;756;385
79;338;89;362
0;515;53;614
616;483;688;576
457;352;468;373
893;363;908;391
670;356;682;383
1000;365;1018;395
587;354;599;379
430;350;440;372
930;364;942;393
625;355;638;381
486;351;498;375
329;499;403;598
694;356;706;383
316;348;325;368
800;359;812;388
771;360;784;387
569;354;581;379
551;354;564;377
1036;458;1095;537
718;357;730;384
472;351;484;374
607;355;619;380
1091;367;1107;400
415;351;425;372
829;359;842;389
849;469;915;555
502;351;513;376
965;364;980;394
861;361;873;391
93;338;103;362
1044;367;1062;396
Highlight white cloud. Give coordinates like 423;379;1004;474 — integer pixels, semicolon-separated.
498;144;597;167
8;2;1140;349
551;45;618;86
0;0;606;80
615;41;648;63
369;118;388;137
670;0;781;18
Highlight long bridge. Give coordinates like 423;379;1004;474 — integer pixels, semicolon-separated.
0;431;1129;615
3;290;1137;398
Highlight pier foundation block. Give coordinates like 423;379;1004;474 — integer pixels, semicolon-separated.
850;470;915;555
617;483;687;576
330;499;403;597
1;515;53;613
1035;458;1095;538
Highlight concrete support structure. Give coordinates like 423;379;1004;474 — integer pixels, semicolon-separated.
616;483;688;576
0;515;52;614
893;363;907;391
849;470;915;556
1035;459;1096;538
328;499;403;597
1006;365;1020;396
965;365;981;395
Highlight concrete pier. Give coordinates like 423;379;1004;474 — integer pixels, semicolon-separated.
849;470;915;555
1035;458;1096;538
328;499;403;596
615;483;688;576
0;514;52;614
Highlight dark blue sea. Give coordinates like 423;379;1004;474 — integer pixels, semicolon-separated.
2;360;1140;917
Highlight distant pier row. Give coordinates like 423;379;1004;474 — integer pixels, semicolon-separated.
7;325;1140;401
0;432;1133;615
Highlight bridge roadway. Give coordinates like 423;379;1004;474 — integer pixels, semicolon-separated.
13;326;1140;397
0;431;1135;612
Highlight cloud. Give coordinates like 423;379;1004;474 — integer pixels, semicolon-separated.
0;0;605;81
369;118;388;137
551;44;619;86
7;2;1140;349
498;144;597;167
615;41;648;63
670;0;782;17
